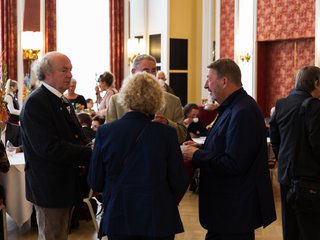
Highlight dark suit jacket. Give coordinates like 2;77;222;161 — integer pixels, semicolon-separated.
82;126;96;141
5;122;23;150
88;112;189;237
270;90;320;185
20;85;91;208
188;121;208;137
192;88;276;233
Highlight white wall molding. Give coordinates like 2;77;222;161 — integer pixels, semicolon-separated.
201;0;213;100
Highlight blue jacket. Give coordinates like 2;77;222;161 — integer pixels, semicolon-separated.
192;88;276;233
88;112;189;237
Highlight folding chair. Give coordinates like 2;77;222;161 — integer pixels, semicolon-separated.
83;189;99;232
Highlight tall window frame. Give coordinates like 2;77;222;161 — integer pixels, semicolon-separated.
56;0;110;101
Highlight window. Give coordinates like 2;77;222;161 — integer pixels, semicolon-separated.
56;0;109;101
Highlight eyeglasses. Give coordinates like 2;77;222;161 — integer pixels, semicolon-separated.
142;68;157;76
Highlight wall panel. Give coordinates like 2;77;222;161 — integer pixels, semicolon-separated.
220;0;234;59
259;39;315;116
257;0;315;41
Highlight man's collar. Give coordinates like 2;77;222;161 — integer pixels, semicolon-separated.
217;88;244;113
42;82;63;98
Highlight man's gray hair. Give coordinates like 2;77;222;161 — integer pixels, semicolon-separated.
132;54;156;69
37;51;60;81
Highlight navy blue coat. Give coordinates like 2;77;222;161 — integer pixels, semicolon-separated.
88;112;189;237
192;88;276;233
20;85;91;208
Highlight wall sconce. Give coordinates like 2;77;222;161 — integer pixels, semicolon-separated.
22;31;42;60
127;36;145;65
239;52;251;62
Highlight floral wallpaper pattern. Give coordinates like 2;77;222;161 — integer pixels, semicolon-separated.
257;0;315;41
265;39;315;113
220;0;234;59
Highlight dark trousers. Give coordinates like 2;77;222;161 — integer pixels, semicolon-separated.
295;207;320;240
108;235;175;240
0;212;3;240
0;185;5;240
205;230;254;240
280;183;320;240
280;184;300;240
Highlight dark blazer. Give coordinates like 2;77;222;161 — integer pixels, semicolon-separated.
88;112;189;237
6;93;20;124
192;88;276;233
187;121;208;137
5;122;23;150
20;85;91;208
269;90;320;184
81;126;96;141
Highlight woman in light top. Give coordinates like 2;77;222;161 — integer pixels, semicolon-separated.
95;71;118;117
5;79;20;124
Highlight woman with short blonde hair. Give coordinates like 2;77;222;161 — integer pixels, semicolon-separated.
88;72;189;240
119;72;164;114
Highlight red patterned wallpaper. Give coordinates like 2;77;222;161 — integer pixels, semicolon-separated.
264;39;314;114
220;0;234;59
257;0;315;41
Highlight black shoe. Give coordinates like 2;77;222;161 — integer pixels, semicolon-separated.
70;215;79;230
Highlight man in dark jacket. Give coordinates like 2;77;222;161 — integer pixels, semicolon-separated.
270;66;320;240
20;52;92;240
182;59;276;240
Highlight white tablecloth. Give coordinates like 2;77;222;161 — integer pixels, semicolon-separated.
0;153;33;227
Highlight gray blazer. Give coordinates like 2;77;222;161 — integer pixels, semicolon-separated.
106;92;187;144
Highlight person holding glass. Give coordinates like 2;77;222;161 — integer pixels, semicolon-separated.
4;79;20;124
95;71;118;117
0;114;23;154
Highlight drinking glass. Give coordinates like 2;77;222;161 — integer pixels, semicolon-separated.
6;140;16;157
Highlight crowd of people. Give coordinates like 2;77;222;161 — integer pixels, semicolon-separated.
2;50;319;240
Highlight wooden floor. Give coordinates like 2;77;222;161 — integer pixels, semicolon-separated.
7;177;282;240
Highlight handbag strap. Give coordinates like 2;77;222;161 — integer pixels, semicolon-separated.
291;97;316;180
111;123;149;197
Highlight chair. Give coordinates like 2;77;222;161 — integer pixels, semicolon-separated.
0;203;8;240
83;189;99;232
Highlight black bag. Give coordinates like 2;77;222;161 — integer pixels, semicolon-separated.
286;98;320;212
0;141;10;173
287;179;320;212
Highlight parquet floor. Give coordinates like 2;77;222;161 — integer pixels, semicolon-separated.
7;177;282;240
